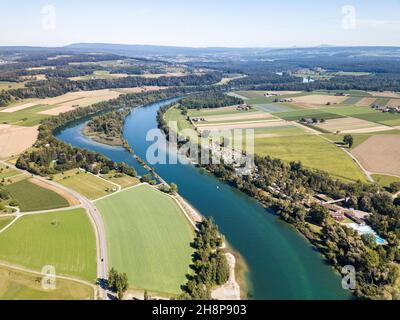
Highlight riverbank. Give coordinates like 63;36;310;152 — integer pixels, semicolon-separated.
81;126;124;146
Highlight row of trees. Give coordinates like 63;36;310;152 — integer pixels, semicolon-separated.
179;92;243;110
179;218;230;300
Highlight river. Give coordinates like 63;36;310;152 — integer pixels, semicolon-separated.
56;98;352;300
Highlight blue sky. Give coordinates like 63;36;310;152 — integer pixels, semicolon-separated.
1;0;400;47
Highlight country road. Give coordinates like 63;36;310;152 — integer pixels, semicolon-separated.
0;160;109;300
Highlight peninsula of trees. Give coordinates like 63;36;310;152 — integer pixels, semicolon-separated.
83;108;131;146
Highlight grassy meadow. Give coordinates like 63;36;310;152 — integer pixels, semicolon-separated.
0;209;97;282
96;184;194;295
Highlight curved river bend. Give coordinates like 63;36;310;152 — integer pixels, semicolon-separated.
56;98;351;300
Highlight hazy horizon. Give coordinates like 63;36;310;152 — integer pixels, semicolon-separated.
1;0;400;48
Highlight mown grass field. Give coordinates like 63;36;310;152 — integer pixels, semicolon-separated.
96;184;194;295
164;107;195;133
0;265;94;300
372;174;400;187
0;209;96;282
255;134;367;183
101;171;140;189
0;104;52;126
0;216;14;231
5;179;69;212
54;169;116;200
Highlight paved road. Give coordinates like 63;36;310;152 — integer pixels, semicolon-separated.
0;160;109;300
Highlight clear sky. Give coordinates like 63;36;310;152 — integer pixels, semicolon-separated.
1;0;400;47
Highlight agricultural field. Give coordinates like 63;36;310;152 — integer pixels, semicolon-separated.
95;184;194;295
0;124;38;158
254;134;367;183
0;164;20;179
291;94;348;108
372;174;400;188
164;107;195;133
101;171;140;189
0;209;97;282
0;265;94;300
69;70;129;81
0;89;123;125
5;179;69;212
232;90;303;112
53;169;117;200
0;104;52;127
168;90;399;184
356;97;377;107
273;109;344;121
0;216;15;231
322;133;372;150
316;117;390;134
351;135;400;176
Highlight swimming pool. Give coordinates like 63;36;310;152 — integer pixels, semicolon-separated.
345;223;386;245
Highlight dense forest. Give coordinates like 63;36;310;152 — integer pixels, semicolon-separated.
83;108;131;146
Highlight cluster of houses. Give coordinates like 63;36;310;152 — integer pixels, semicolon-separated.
311;194;386;244
264;92;281;97
191;117;206;123
372;104;400;113
299;117;325;125
236;104;252;111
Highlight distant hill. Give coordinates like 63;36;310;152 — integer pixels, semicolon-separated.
1;43;400;59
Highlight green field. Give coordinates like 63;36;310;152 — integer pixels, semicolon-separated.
5;179;69;212
350;112;400;125
54;169;117;200
96;184;194;295
0;265;94;300
273;109;344;121
0;164;20;179
101;171;140;189
255;135;367;183
188;107;258;118
0;81;26;90
164;107;195;133
0;103;54;126
321;105;377;116
0;216;15;231
0;209;96;282
372;174;400;187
